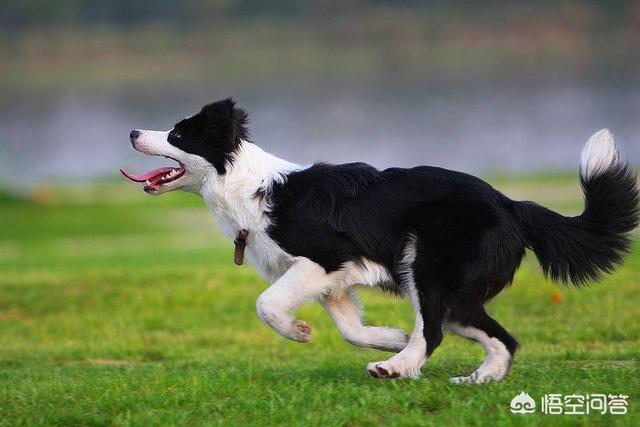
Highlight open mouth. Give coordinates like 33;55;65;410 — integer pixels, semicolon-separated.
119;157;186;193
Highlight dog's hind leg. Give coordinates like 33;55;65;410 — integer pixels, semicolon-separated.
447;306;518;384
366;235;448;379
366;284;446;379
321;288;409;352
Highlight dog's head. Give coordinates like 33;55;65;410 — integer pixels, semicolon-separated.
120;98;249;195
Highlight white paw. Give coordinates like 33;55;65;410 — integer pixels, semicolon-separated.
451;337;512;384
366;359;422;379
450;371;490;384
288;319;312;343
450;360;510;384
450;371;502;384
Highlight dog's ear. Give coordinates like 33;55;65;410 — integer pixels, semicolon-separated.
201;98;250;147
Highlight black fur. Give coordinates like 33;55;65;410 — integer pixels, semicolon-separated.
266;158;638;358
267;163;525;289
514;164;640;285
168;98;249;174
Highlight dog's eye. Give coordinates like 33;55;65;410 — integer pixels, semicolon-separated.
172;131;182;140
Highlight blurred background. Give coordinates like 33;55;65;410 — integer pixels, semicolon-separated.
1;0;639;185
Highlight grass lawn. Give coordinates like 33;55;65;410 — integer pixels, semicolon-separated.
0;175;638;426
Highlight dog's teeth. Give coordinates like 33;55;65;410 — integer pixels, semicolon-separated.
145;180;150;185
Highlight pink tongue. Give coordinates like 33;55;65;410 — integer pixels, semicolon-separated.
119;167;175;182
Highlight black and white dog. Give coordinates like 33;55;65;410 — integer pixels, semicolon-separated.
121;98;639;382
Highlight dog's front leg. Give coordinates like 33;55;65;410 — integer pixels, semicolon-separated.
256;257;333;342
322;289;409;352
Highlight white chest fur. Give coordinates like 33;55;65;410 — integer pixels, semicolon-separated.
200;142;299;282
212;205;294;282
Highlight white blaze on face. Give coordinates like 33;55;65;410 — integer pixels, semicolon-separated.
130;130;172;156
121;129;215;195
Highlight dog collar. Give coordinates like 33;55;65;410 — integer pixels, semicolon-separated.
234;229;249;265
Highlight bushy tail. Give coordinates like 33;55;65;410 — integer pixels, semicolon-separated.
514;129;639;286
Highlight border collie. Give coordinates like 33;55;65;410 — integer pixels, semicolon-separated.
120;98;639;382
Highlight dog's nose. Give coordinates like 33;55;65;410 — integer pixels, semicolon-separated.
129;129;141;143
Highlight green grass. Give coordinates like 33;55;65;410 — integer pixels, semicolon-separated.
0;176;638;426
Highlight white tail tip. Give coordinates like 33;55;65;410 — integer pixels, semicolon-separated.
580;129;621;180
